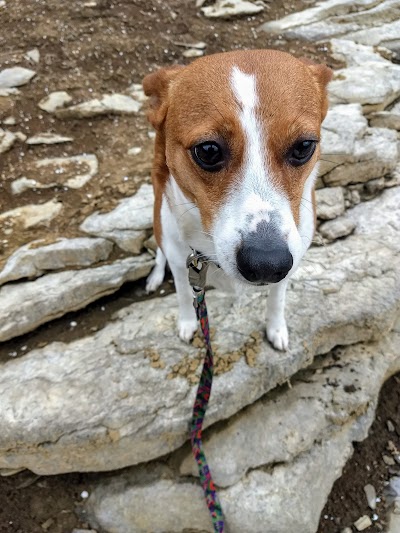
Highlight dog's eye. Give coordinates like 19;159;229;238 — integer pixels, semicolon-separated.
287;140;316;167
191;142;224;172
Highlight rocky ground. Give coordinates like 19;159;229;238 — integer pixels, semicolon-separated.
0;0;400;532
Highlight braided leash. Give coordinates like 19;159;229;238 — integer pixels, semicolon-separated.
187;252;225;533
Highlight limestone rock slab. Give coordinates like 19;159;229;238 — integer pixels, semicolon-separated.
0;237;113;286
0;255;154;342
26;133;74;145
0;199;63;228
86;329;400;532
38;91;72;113
315;186;345;220
0;67;36;88
318;217;356;241
259;0;400;53
80;183;154;253
55;94;141;119
0;188;398;474
202;0;264;18
328;40;400;111
320;103;398;186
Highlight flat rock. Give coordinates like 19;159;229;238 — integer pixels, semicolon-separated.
0;128;17;154
369;101;400;130
86;329;400;533
0;88;20;97
0;188;398;474
0;199;62;228
80;183;154;253
0;67;36;88
316;187;345;220
26;133;73;145
0;255;154;342
0;237;113;286
259;0;400;53
38;91;72;113
11;155;99;193
328;40;400;112
55;94;141;119
318;217;356;242
320;103;398;186
25;48;40;63
202;0;264;18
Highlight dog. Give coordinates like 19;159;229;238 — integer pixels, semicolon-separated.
143;49;331;350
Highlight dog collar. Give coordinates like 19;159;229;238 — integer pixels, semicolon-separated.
186;249;220;291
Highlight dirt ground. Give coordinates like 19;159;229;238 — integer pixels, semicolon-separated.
0;0;399;532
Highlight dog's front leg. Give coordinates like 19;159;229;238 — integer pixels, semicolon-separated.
168;259;198;343
266;278;289;351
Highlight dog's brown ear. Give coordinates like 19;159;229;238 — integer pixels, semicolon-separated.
299;58;333;119
142;65;184;129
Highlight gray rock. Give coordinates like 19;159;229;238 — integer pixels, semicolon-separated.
259;0;400;53
0;67;36;88
26;133;74;145
34;155;98;189
0;128;17;154
25;48;40;63
320;104;398;186
316;187;345;220
0;200;63;228
202;0;264;18
80;183;154;254
86;329;400;533
11;156;99;193
344;185;400;234
0;188;398;474
2;116;16;125
318;217;356;242
0;88;19;97
328;40;400;112
369;101;400;130
0;238;113;286
38;91;72;113
55;94;141;119
0;255;154;342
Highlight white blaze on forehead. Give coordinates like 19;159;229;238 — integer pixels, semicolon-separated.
231;66;257;109
230;66;269;197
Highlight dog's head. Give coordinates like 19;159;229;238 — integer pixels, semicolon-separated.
143;50;331;285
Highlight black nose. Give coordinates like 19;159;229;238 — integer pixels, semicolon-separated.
237;235;293;284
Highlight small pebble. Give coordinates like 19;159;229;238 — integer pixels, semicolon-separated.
183;48;204;58
383;454;396;466
354;515;372;531
41;518;54;530
364;483;377;510
127;146;142;156
387;420;395;432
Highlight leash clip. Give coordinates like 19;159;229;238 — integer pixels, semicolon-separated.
186;251;209;292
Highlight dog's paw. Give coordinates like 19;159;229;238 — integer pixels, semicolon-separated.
146;267;165;293
266;320;289;351
179;319;198;343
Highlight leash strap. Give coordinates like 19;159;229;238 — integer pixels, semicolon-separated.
190;288;225;533
186;251;225;531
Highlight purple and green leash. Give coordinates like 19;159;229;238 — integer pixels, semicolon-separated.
187;252;225;533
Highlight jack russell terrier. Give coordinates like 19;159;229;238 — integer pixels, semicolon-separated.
143;49;331;351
